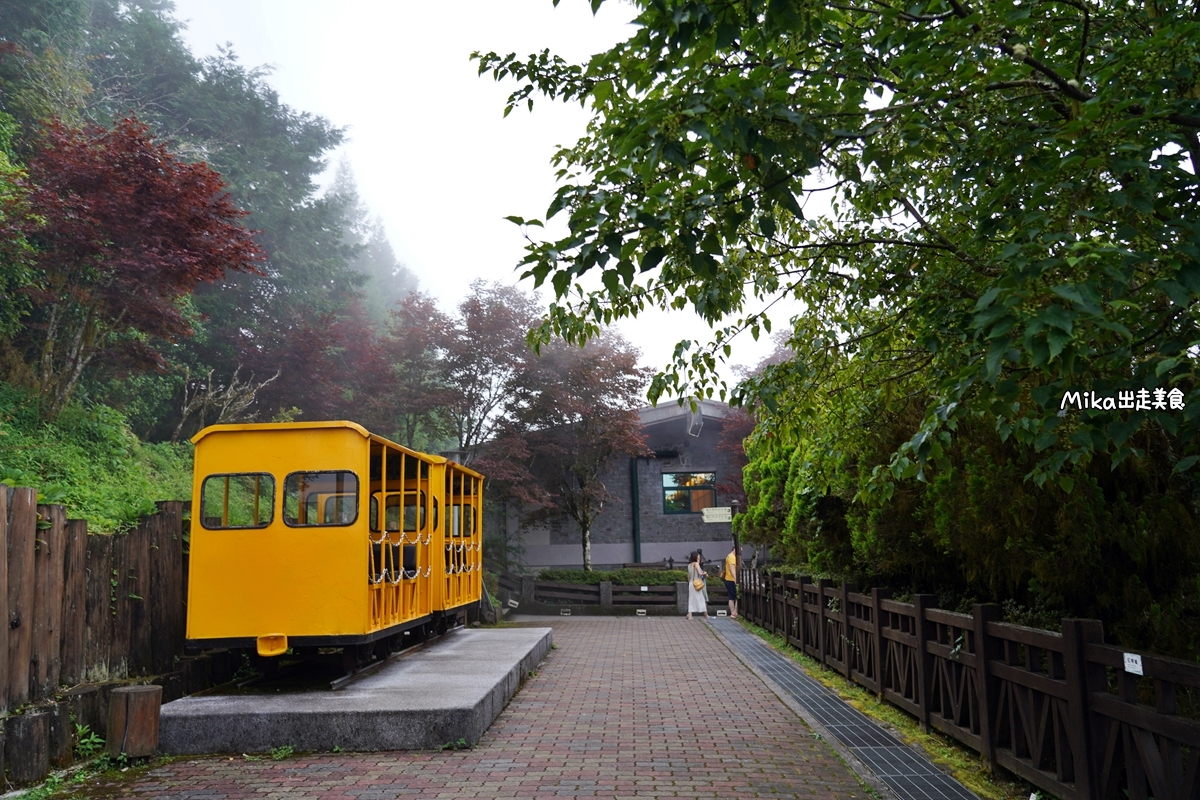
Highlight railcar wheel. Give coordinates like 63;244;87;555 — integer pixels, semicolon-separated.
341;644;372;674
253;653;281;677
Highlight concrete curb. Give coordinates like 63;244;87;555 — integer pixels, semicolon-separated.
706;621;899;800
159;627;553;754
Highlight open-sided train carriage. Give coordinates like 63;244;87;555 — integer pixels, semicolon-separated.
186;421;482;666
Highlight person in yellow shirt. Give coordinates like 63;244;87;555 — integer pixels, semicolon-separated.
722;544;740;619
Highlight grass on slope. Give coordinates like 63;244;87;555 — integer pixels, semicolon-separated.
0;385;192;532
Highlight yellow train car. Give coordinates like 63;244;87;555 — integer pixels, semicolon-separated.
186;421;483;658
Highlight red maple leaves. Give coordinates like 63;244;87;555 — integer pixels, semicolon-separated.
14;116;263;416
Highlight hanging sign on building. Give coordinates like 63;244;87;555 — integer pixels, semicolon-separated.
702;506;732;523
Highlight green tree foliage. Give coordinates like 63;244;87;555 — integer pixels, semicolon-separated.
11;116;262;419
0;1;386;436
478;0;1200;648
0;112;33;340
442;281;546;454
328;157;419;326
0;0;87;53
384;292;454;450
481;333;651;570
476;0;1200;482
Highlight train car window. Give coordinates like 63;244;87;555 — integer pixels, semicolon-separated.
403;493;426;531
369;492;426;532
323;495;357;525
450;505;475;537
200;473;274;529
283;471;359;527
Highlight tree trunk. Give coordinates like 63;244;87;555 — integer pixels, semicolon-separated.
581;525;592;571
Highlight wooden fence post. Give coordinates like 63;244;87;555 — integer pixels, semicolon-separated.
872;588;890;698
759;569;766;624
4;707;48;786
783;576;794;642
817;578;831;669
738;567;745;617
60;519;87;685
109;532;131;678
799;576;811;656
84;532;113;681
162;501;187;665
7;487;37;707
33;503;66;698
912;593;937;731
759;571;766;628
751;569;761;624
778;573;786;635
973;603;1002;771
127;524;152;675
106;685;162;757
47;699;73;767
764;571;773;632
0;487;9;714
1062;618;1104;800
842;581;857;681
766;571;774;632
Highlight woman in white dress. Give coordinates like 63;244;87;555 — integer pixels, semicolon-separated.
686;551;711;619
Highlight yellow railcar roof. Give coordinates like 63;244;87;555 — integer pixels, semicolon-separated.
189;420;484;477
191;420;371;444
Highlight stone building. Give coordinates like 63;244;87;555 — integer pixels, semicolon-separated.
488;399;744;571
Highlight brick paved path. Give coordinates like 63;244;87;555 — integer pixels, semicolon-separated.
97;618;872;799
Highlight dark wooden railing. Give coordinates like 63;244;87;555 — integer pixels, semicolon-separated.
1;489;189;711
0;488;229;786
739;569;1200;800
497;572;735;614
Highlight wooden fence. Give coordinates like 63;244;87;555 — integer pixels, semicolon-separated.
497;572;735;615
1;487;188;713
739;569;1200;800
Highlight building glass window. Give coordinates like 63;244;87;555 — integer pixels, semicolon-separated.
662;472;716;514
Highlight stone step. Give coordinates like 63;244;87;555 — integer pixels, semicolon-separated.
158;627;552;753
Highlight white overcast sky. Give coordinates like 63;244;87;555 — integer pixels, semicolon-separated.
170;0;784;392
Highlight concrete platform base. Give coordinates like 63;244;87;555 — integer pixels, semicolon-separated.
158;627;552;754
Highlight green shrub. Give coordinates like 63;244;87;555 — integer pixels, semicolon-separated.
482;569;500;600
536;568;688;586
0;385;193;532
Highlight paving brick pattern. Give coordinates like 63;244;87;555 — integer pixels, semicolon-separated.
712;619;978;800
101;618;872;799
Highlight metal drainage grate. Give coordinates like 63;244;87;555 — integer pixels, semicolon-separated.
713;620;978;800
